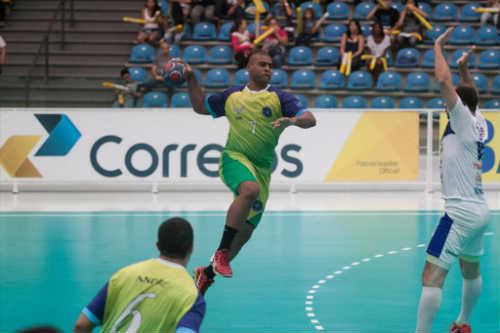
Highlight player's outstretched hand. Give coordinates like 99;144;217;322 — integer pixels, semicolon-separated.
435;27;453;47
457;45;476;67
271;117;295;130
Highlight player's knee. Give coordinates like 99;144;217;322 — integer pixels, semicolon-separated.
459;258;480;279
239;182;260;201
422;262;446;288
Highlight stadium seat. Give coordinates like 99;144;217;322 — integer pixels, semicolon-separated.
449;25;475;45
427;98;445;109
204;68;230;88
360;24;372;37
129;43;155;63
391;2;404;12
473;73;488;94
218;22;233;41
400;97;423;109
478;50;500;69
432;3;457;21
322;24;346;42
376;72;401;92
327;1;349;19
424;25;446;44
405;72;430;92
143;92;167;108
347;71;373;90
290;70;315;89
294;94;309;108
314;94;338;108
475;25;499;45
314;46;340;66
234;69;249;86
432;74;460;92
421;49;436;68
169;44;181;58
183;45;206;64
491;75;500;94
450;49;476;68
270;69;288;88
319;70;345;90
158;0;169;15
272;2;296;17
301;2;323;18
288;46;313;66
170;92;192;108
192;22;217;40
418;2;432;16
129;67;148;82
207;45;232;64
343;96;367;109
483;99;500;109
371;96;395;109
395;48;420;68
354;1;375;19
247;22;256;35
460;4;481;22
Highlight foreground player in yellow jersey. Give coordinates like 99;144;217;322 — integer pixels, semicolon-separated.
182;50;316;294
73;217;205;333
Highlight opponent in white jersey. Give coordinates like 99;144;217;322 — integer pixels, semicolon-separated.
415;28;490;333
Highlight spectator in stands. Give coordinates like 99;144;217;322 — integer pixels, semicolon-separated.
231;18;254;68
152;40;172;78
163;1;186;44
136;0;163;45
260;16;288;68
295;8;320;46
365;21;391;81
189;0;216;23
0;35;5;75
112;68;143;108
367;0;400;31
227;0;246;20
394;0;425;49
340;19;365;72
480;0;499;28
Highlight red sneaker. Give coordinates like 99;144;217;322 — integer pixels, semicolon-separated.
212;249;232;277
449;322;472;333
194;266;214;295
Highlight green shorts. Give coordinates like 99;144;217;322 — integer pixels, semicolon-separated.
220;150;271;228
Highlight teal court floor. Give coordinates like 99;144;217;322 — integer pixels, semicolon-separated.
0;210;499;333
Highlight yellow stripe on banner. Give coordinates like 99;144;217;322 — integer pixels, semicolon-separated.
324;112;419;181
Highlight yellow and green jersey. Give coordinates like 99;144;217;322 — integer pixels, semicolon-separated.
82;258;205;333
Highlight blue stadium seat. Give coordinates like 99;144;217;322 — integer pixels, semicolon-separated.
371;96;395;109
169;44;181;58
418;2;432;16
473;73;488;94
400;97;423;109
192;22;217;40
322;24;346;42
129;67;148;82
288;46;313;66
421;49;436;68
314;46;340;66
360;24;372;37
158;0;169;15
301;2;323;18
343;96;367;109
319;70;345;90
234;69;249;86
129;43;155;63
354;1;375;19
314;94;338;108
424;25;446;44
170;92;192;108
460;4;481;22
432;74;460;92
270;69;288;88
183;45;206;64
204;68;230;88
247;22;256;35
391;2;404;12
327;1;349;19
475;25;499;45
483;99;500;109
347;71;373;90
450;49;476;68
290;70;315;89
218;22;233;41
432;3;457;21
294;94;309;108
395;48;420;68
492;75;500;94
478;50;500;69
272;2;296;17
208;45;232;64
405;72;430;92
143;92;167;108
376;71;401;91
427;98;445;109
450;25;475;45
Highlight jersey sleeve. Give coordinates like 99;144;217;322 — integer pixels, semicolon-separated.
176;293;206;333
448;97;476;141
82;282;108;326
205;86;243;118
273;88;307;118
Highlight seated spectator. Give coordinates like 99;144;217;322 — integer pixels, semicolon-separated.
112;68;143;108
226;0;246;20
163;1;186;44
260;16;288;68
136;0;164;45
152;40;172;78
480;0;499;28
295;8;320;46
189;0;216;23
0;35;5;75
340;19;365;73
394;0;425;49
231;19;254;68
367;0;400;31
365;21;391;81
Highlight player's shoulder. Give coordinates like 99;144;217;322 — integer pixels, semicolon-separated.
223;85;245;96
267;86;294;100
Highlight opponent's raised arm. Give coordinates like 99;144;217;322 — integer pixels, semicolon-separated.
457;45;477;91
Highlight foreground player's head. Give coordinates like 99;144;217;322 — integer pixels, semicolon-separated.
247;49;272;88
456;85;478;114
157;217;194;265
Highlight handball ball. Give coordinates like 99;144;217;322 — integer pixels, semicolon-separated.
163;59;185;87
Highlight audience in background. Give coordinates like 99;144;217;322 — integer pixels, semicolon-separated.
189;0;216;23
0;34;6;75
163;1;186;44
480;0;499;29
367;0;400;31
394;0;425;49
340;19;365;72
227;0;246;20
365;21;391;81
231;18;254;68
136;0;163;44
295;8;320;46
261;16;288;68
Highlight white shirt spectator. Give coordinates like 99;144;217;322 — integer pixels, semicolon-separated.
0;35;6;66
366;34;391;58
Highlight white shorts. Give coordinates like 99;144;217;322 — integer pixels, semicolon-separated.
426;199;489;270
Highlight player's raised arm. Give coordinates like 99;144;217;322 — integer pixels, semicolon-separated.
457;45;477;92
434;27;458;108
182;61;209;115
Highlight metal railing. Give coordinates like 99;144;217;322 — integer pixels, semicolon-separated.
24;0;75;106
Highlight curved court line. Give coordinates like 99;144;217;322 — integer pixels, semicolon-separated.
304;232;496;332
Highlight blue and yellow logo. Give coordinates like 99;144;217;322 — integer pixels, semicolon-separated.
0;114;81;178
